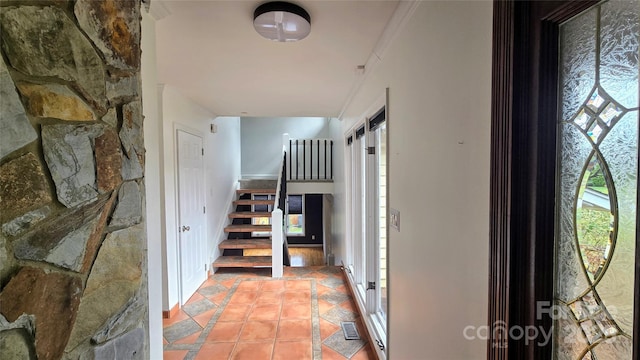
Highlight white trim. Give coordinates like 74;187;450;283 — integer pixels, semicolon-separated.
343;268;387;360
372;1;420;62
173;123;204;140
337;1;420;119
271;209;284;278
174;128;207;306
148;0;171;20
209;181;239;272
287;182;334;195
342;91;390;355
365;117;377;314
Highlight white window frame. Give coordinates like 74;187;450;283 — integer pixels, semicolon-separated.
344;91;389;359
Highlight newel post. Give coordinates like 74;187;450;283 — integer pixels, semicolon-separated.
272;208;284;278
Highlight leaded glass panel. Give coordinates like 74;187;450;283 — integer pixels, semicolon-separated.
555;1;638;359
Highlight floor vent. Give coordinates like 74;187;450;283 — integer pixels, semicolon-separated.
341;321;361;340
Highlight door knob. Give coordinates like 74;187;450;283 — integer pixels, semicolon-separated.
182;225;190;232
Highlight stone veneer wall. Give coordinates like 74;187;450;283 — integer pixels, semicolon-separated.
0;1;148;359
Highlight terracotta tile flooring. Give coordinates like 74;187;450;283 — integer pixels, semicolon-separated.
163;266;376;360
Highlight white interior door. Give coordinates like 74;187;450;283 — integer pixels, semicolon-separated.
177;130;206;304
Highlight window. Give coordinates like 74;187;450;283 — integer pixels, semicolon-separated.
554;2;637;356
286;194;304;236
252;194;273;237
251;194;305;237
345;101;389;357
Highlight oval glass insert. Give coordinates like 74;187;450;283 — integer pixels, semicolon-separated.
575;154;615;282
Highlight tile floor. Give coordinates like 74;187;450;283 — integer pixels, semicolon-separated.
162;266;376;360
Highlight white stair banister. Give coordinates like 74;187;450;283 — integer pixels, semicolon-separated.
271;133;288;278
271;210;283;278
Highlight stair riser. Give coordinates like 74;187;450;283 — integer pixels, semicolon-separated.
215;184;281;270
228;212;272;219
232;200;274;206
236;188;276;195
219;239;271;249
213;255;272;268
224;229;272;233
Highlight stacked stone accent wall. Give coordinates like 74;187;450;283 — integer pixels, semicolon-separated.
0;1;148;359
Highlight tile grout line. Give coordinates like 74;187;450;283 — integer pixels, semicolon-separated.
272;280;283;360
311;278;323;360
246;276;318;359
224;278;246;360
166;277;243;358
163;267;354;360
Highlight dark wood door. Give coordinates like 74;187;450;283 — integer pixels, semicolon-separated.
488;1;639;359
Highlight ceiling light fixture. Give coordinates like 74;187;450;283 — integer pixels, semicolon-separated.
253;1;311;42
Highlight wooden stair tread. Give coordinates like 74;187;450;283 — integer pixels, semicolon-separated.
233;199;274;206
236;188;276;195
228;212;272;219
213;256;272;267
219;238;271;249
224;224;272;233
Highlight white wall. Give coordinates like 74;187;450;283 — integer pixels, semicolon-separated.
160;85;241;310
206;116;241;265
241;117;330;178
338;1;492;358
328;117;345;265
141;8;162;360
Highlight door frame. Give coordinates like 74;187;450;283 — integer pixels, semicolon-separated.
488;0;640;359
174;125;207;305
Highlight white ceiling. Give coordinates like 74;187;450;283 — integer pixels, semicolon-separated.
155;0;400;118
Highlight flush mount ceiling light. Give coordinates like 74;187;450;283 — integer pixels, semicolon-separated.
253;1;311;42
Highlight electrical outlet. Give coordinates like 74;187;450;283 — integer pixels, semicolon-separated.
390;208;400;231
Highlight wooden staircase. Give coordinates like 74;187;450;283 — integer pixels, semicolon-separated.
213;187;277;268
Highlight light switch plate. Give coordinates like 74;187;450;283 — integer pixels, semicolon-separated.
390;208;400;231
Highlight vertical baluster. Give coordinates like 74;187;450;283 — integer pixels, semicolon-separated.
330;140;333;180
308;140;311;180
317;139;320;181
289;139;292;180
296;139;299;180
324;139;327;180
303;140;306;180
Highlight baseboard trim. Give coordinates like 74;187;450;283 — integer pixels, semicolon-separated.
162;302;180;319
341;266;384;360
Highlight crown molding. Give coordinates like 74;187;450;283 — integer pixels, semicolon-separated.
147;0;172;21
338;1;420;120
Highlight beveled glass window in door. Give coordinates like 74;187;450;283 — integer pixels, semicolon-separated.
554;1;638;359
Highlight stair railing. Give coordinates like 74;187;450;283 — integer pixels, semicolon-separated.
271;133;291;278
288;138;334;181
